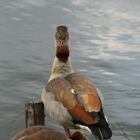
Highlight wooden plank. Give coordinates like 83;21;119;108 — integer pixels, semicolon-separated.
25;101;45;128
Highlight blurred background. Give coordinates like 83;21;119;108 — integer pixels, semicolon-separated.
0;0;140;139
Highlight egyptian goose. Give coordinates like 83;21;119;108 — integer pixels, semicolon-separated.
11;125;86;140
41;26;112;139
11;126;67;140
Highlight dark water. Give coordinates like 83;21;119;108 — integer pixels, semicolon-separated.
0;0;140;139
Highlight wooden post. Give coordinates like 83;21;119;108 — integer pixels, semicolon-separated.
25;101;45;128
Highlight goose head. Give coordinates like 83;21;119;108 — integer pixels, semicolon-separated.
55;25;70;63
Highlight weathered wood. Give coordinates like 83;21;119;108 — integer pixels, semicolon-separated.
25;101;45;128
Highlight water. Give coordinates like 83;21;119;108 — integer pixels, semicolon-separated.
0;0;140;139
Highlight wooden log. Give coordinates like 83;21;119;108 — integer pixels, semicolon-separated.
25;101;45;128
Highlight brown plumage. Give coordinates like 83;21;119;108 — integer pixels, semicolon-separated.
55;25;69;63
46;78;77;110
66;73;101;112
70;131;85;140
46;75;99;125
11;126;68;140
41;25;112;140
68;104;98;125
56;44;69;63
11;126;87;140
55;26;69;41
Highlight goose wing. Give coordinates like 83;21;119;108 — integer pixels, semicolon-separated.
46;77;98;125
65;73;102;113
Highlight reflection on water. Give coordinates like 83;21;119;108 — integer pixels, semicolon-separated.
0;0;140;139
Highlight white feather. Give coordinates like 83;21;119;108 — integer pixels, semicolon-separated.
49;57;74;81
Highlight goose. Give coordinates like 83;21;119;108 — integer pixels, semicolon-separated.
41;25;112;140
11;125;86;140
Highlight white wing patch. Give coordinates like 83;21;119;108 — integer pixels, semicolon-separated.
70;89;76;94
